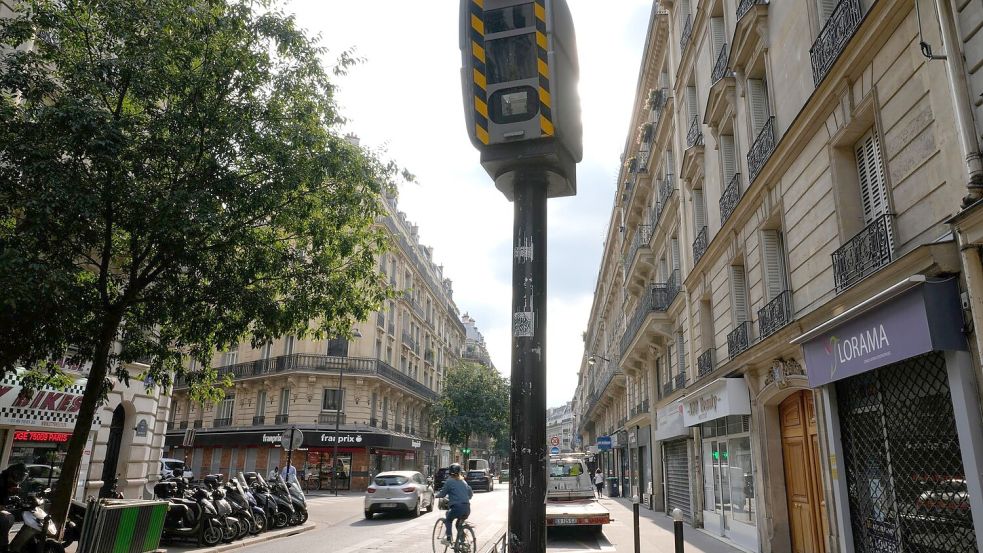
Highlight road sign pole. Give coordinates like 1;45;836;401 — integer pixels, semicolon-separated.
509;170;548;553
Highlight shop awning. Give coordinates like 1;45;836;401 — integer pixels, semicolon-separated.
655;401;688;441
681;378;751;427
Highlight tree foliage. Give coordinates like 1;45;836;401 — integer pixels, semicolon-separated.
433;362;509;453
0;0;401;524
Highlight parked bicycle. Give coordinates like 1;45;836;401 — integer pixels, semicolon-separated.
431;499;476;553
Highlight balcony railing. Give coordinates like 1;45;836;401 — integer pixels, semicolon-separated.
193;419;203;428
687;115;703;148
711;43;730;84
674;372;687;390
747;116;776;183
376;312;385;328
680;14;693;50
319;412;345;425
759;290;792;339
624;225;653;275
662;373;686;396
252;415;265;425
174;353;438;401
810;0;863;86
382;420;389;429
424;349;435;364
274;414;289;424
213;418;231;428
832;213;894;292
395;423;403;432
179;421;189;430
666;269;681;306
697;349;715;378
167;421;175;431
727;321;753;359
693;226;709;265
620;283;672;356
659;174;676;207
370;417;377;427
401;331;417;352
720;173;742;223
737;0;767;20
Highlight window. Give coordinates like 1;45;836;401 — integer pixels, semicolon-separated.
676;331;686;376
710;16;725;56
730;264;749;324
322;388;344;411
817;0;838;26
854;129;893;243
761;230;789;300
256;390;266;417
375;340;382;360
720;134;737;184
260;342;272;360
686;85;699;123
670;237;681;274
326;338;349;357
278;388;290;416
747;79;771;137
221;347;238;366
283;336;295;356
217;395;235;420
693;189;708;232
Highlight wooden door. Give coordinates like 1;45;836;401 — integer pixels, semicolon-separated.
780;391;826;553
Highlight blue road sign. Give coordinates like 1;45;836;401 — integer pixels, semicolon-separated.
597;436;612;451
550;446;560;455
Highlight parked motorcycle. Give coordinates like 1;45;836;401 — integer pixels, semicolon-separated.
230;475;265;535
155;480;223;546
246;473;290;528
5;490;64;553
274;474;308;525
202;475;243;543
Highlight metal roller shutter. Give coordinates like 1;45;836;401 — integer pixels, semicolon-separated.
664;440;692;521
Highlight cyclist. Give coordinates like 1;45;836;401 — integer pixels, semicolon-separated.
434;463;473;546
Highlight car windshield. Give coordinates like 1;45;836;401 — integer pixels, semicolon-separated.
163;461;185;470
549;462;585;477
374;475;409;487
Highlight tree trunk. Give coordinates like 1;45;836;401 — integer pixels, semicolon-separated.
49;313;121;532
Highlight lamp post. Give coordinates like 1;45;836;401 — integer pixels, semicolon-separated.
332;329;361;497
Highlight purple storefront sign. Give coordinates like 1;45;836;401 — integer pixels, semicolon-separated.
802;279;966;387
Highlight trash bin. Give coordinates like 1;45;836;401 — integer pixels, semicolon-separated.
607;476;619;497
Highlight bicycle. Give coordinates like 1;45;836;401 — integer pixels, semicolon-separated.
431;512;476;553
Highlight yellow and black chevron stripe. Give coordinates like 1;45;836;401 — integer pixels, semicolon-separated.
469;0;489;145
534;0;554;137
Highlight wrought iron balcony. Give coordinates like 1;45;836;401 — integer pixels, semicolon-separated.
720;173;742;223
424;349;435;364
697;349;715;378
382;420;389;429
711;43;730;84
252;415;265;425
748;116;776;184
687;115;703;148
648;88;669;114
693;226;709;265
387;322;395;335
759;290;792;339
727;321;753;359
666;269;682;306
213;417;231;428
320;412;345;425
674;372;687;391
659;174;676;207
193;419;203;428
680;14;693;50
179;421;189;430
624;225;653;275
376;312;385;328
620;283;672;356
167;421;175;431
401;331;416;351
370;417;378;427
274;414;288;424
737;0;767;20
832;213;894;292
662;380;674;397
810;0;863;86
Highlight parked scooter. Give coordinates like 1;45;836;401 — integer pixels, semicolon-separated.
202;475;242;543
5;489;64;553
230;475;265;535
155;480;223;547
247;474;290;528
273;474;308;525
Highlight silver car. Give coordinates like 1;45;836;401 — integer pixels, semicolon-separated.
364;471;434;519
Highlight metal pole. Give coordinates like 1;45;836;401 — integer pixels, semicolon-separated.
672;507;684;553
333;365;344;496
632;495;640;553
509;171;548;553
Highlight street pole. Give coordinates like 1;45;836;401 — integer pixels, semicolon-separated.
332;364;344;496
287;426;295;482
509;171;548;553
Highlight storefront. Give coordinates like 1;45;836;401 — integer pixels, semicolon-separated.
165;426;435;491
630;426;652;506
656;401;691;520
797;277;983;553
683;377;757;552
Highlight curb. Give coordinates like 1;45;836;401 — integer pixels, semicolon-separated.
168;522;316;553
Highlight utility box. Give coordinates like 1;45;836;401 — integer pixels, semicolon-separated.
76;499;168;553
460;0;582;200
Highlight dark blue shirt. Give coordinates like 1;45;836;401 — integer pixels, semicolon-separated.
435;477;473;506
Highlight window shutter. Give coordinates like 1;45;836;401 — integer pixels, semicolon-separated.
660;257;669;281
818;0;838;24
711;17;726;54
680;0;692;16
665;149;675;179
854;129;894;249
686;86;699;122
676;332;686;374
693;189;707;231
747;79;770;136
761;230;787;300
671;238;681;272
731;265;748;323
720;134;737;183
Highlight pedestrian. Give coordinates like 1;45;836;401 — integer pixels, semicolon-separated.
270;466;279;480
281;463;297;483
594;468;604;498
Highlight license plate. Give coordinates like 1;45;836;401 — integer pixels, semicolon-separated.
380;503;398;508
552;518;578;525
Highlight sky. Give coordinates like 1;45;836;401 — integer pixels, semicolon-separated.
287;1;652;407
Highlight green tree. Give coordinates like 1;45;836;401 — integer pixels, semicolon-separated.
433;362;509;462
0;0;400;526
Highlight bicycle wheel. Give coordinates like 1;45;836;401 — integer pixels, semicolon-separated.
457;524;477;553
432;518;450;552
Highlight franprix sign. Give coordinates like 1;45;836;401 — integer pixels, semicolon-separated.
801;280;966;387
170;428;434;452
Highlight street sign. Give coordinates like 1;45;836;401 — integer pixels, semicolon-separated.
597;435;612;451
550;436;560;447
550;446;560;455
281;427;303;450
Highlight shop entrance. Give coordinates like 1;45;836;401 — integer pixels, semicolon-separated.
305;450;352;491
779;391;827;553
99;404;125;497
700;415;756;547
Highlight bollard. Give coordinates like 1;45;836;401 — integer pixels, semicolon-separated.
672;507;684;553
632;495;640;553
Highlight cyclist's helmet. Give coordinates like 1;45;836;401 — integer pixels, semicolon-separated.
448;463;463;476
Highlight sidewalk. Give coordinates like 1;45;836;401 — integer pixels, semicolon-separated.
597;496;745;552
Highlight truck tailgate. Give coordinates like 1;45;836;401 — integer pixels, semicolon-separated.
546;499;610;526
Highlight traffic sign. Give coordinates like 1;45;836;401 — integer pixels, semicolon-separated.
550;436;560;447
597;435;612;451
550;446;560;455
281;427;303;450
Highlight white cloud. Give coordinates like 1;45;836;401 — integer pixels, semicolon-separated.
287;0;649;407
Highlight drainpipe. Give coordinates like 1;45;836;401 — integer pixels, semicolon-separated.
927;0;983;205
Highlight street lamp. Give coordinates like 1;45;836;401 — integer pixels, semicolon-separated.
588;354;611;366
332;328;362;497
